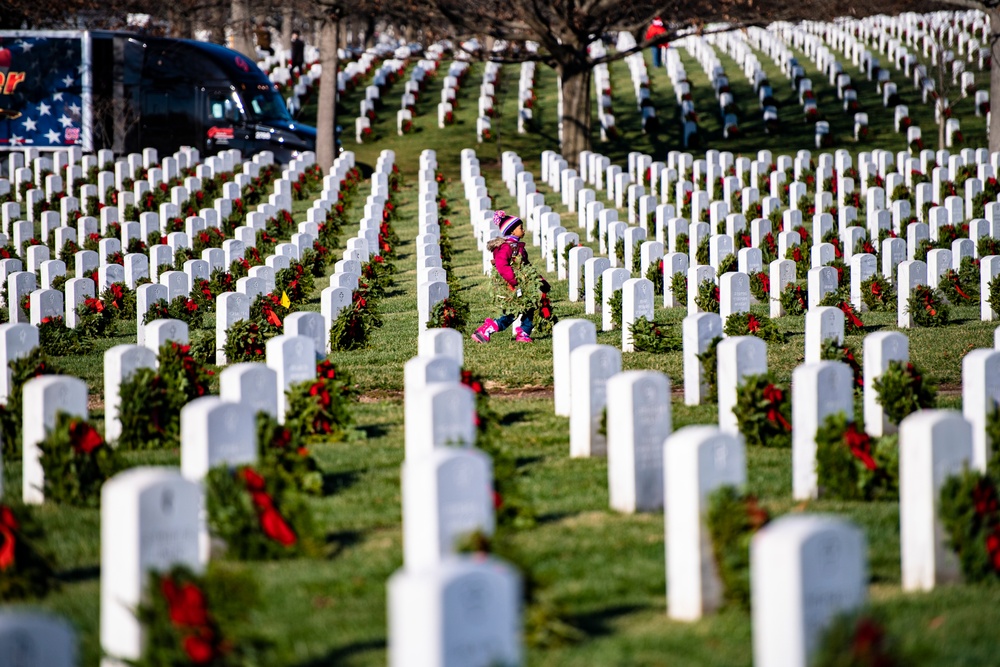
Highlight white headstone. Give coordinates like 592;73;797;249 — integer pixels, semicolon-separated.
665;426;746;620
569;344;622;458
792;362;855;500
899;410;973;592
607;370;672;513
751;515;867;667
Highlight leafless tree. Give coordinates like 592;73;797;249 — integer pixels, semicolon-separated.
432;0;949;167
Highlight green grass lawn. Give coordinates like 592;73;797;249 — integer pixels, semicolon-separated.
5;37;1000;667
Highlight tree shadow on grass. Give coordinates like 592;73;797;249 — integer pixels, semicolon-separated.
568;603;649;638
324;529;363;558
322;470;361;495
57;564;100;584
358;422;390;439
534;510;577;525
293;637;386;667
501;410;530;426
515;454;544;468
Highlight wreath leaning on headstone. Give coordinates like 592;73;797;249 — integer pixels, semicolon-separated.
256;412;323;496
206;464;321;560
0;502;57;601
695;336;724;403
819;293;864;334
706;485;770;609
629;319;682;353
426;297;470;333
939;257;979;305
907;285;949;327
609;288;624;329
820;338;864;391
859;274;896;312
815;412;898;501
873;360;937;427
134;565;271;666
285;360;359;443
733;374;792;448
462;367;536;530
329;291;382;351
646;259;664;296
118;342;214;451
670;271;688;306
779;281;808;316
811;611;910;667
0;348;63;457
723;312;784;343
37;412;122;507
749;271;769;302
694;279;720;314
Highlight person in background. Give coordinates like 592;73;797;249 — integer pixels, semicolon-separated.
645;17;667;68
290;30;305;73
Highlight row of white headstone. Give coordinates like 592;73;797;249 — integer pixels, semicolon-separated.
394;326;522;666
523;145;1000;326
0;143;371;367
548;308;1000;667
0;321;322;663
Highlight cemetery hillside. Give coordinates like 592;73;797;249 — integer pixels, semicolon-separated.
11;6;1000;667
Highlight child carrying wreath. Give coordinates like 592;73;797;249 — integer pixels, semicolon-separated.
472;210;552;343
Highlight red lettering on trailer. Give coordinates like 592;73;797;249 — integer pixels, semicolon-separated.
0;72;27;95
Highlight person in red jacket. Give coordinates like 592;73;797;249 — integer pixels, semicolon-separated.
472;211;547;343
645;17;668;68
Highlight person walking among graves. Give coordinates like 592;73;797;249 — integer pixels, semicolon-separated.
290;30;305;73
645;17;668;68
472;211;550;343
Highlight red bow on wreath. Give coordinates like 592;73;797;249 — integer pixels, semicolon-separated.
762;385;790;431
839;302;863;329
747;314;761;333
0;506;19;570
241;468;297;546
844;424;877;471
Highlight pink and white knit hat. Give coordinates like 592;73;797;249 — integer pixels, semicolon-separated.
493;209;522;235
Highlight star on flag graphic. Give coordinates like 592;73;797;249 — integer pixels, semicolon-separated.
0;36;84;147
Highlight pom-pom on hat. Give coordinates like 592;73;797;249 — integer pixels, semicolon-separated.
493;209;523;236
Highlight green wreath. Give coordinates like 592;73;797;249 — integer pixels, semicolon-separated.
779;281;808;315
873;360;937;426
859;274;895;312
815;412;898;501
907;285;949;327
734;374;791;448
629;319;682;353
706;486;770;609
723;312;783;342
695;336;723;402
694;279;720;314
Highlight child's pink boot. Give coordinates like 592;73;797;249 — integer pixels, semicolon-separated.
514;327;533;343
472;318;499;343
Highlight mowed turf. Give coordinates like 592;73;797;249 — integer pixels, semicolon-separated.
5;40;1000;666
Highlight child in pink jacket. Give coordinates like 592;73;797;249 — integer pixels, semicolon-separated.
473;210;544;343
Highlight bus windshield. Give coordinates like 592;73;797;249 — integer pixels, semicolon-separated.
241;87;292;123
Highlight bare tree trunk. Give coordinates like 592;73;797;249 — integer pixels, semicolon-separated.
990;8;1000;153
317;13;341;171
230;0;254;57
365;13;376;48
281;6;294;56
559;61;592;170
